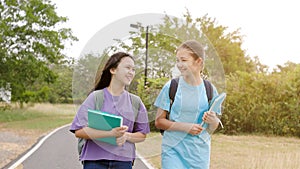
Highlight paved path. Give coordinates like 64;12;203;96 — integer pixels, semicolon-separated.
7;124;152;169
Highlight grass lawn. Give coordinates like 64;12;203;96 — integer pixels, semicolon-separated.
136;132;300;169
0;103;76;132
1;103;300;169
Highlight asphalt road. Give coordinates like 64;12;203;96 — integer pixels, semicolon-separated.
7;125;151;169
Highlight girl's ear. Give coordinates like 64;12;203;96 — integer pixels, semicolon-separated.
110;68;116;75
196;57;202;64
196;57;204;70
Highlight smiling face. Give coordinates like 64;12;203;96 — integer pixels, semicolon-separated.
110;56;135;86
176;48;202;77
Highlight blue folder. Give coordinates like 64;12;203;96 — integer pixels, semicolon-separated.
200;92;226;128
208;92;226;115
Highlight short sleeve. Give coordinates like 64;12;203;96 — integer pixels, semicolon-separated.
154;80;171;111
69;92;96;133
133;101;150;134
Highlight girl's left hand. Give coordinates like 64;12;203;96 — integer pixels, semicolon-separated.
202;111;219;125
116;133;128;146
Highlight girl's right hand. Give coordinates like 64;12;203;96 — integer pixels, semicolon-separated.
111;126;128;137
186;123;203;135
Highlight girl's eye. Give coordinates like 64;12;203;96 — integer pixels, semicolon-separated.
127;67;135;72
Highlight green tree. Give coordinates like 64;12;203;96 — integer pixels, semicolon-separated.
0;0;77;106
223;63;300;137
48;62;74;103
111;11;260;112
116;11;259;79
72;52;110;104
112;24;180;80
196;14;257;74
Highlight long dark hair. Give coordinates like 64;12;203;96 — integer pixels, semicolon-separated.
92;52;134;91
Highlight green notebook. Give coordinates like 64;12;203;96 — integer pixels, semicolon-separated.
87;109;123;145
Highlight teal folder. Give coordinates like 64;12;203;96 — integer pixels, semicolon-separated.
87;109;123;145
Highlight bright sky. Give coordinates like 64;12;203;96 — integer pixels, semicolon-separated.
52;0;300;69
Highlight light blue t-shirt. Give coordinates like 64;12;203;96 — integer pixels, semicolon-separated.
154;77;219;169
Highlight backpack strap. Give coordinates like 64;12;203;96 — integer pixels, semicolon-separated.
129;93;141;121
126;93;141;166
78;90;104;158
167;77;179;119
160;78;179;135
169;78;179;106
94;90;104;110
203;79;213;104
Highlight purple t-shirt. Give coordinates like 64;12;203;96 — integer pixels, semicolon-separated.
70;88;150;161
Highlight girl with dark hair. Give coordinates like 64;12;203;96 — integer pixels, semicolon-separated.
70;52;150;169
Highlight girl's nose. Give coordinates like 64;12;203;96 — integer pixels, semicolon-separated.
177;62;183;68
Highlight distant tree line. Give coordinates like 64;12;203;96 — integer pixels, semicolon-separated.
1;1;299;137
74;11;299;137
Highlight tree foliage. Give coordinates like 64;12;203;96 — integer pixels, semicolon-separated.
72;52;110;104
111;11;300;136
0;0;77;105
47;62;74;103
222;63;300;137
37;9;299;138
113;11;258;80
103;11;263;131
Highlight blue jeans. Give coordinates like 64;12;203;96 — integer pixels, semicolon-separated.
83;160;132;169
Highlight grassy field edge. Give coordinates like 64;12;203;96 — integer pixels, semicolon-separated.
1;103;300;169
